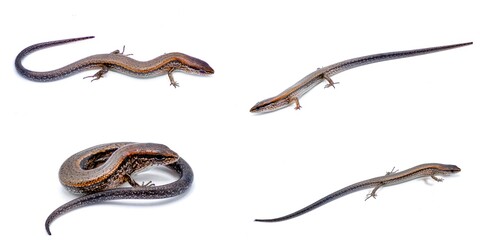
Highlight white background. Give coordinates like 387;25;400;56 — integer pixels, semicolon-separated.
0;0;478;239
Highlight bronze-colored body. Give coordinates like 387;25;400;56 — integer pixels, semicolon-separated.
250;42;472;113
59;142;179;194
46;142;194;235
15;36;214;87
255;163;460;222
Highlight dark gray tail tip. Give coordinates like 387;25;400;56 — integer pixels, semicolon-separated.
254;219;268;222
45;224;52;235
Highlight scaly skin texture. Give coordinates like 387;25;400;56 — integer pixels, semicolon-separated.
250;42;472;113
255;163;460;222
58;142;179;194
15;36;214;87
45;142;194;235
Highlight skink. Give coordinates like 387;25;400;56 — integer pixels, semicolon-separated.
15;36;214;87
250;42;472;113
45;142;194;235
255;163;460;222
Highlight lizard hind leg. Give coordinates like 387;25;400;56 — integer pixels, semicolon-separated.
385;167;399;175
168;70;180;88
111;45;133;57
83;65;109;81
365;184;384;201
323;75;339;89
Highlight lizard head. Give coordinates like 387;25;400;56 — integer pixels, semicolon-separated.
174;53;214;75
250;96;291;113
435;164;461;174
